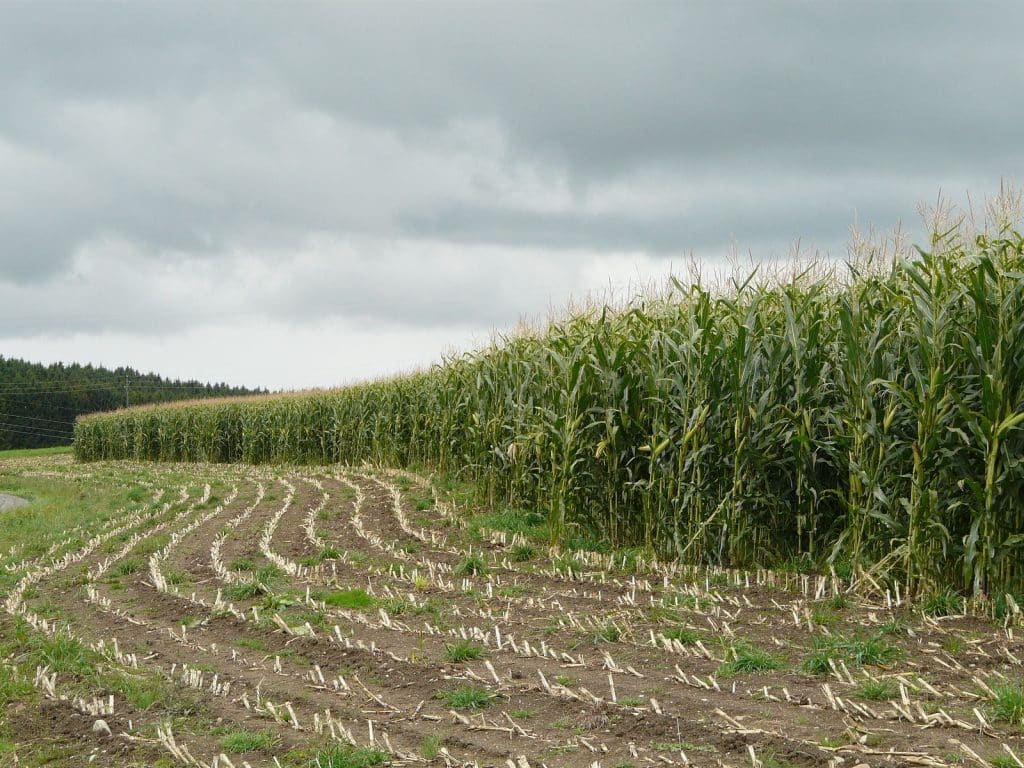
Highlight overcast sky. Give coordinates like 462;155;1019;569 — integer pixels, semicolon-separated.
2;2;1022;390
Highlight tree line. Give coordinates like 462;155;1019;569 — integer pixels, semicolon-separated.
0;356;264;450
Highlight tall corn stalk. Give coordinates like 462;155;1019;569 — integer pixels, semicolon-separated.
960;231;1024;597
73;192;1024;597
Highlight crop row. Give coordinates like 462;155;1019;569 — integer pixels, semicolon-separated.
75;202;1024;598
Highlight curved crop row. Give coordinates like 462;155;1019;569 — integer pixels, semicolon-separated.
6;455;1024;765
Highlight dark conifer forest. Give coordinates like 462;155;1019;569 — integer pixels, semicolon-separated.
0;357;263;449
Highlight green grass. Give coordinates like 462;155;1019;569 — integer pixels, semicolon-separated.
444;639;486;662
989;681;1024;726
1;613;201;732
319;588;376;610
470;507;547;542
220;730;277;753
435;684;494;710
553;555;584;574
300;547;343;566
995;592;1024;620
879;616;907;635
135;534;170;556
224;581;269;600
165;569;190;585
829;593;851;610
510;544;537;562
256;565;284;582
717;642;785;676
758;753;796;768
847;636;902;666
113;558;141;576
100;667;172;711
234;637;269;652
0;658;34;708
36;630;92;675
0;469;141;568
777;553;818;574
853;679;898;701
0;446;72;459
453;553;488;577
942;635;966;655
346;552;368;566
0;461;250;760
802;633;902;675
308;744;389;767
419;734;442;760
593;622;622;643
660;593;713;613
651;741;717;754
376;597;445;623
659;627;701;645
810;607;841;628
921;587;962;617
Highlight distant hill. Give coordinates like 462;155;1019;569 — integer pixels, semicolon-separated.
0;357;265;450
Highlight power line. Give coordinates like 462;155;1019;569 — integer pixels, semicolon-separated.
0;384;125;395
0;370;179;386
0;424;74;442
0;401;107;418
0;374;259;395
0;420;73;437
0;379;128;394
0;381;225;394
0;383;253;396
0;415;75;428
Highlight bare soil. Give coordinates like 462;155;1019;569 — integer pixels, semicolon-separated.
4;458;1023;767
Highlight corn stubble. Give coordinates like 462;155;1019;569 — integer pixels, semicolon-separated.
75;191;1024;598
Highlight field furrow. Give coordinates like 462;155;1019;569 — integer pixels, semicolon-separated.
4;455;1023;767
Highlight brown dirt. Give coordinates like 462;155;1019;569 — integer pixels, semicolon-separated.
5;459;1024;767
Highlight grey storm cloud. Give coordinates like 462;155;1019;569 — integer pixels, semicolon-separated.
1;1;1023;331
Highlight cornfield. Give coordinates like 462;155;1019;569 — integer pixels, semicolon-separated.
75;195;1024;598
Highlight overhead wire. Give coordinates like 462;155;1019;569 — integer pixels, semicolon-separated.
0;419;73;436
0;382;248;396
0;424;74;442
0;412;76;426
0;378;259;446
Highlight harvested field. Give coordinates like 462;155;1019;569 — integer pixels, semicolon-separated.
2;453;1023;767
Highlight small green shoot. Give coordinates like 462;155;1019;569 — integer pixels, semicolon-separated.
435;685;493;710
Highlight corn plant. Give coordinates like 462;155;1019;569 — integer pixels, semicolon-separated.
75;192;1024;599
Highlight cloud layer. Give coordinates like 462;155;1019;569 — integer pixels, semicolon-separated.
2;3;1021;387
